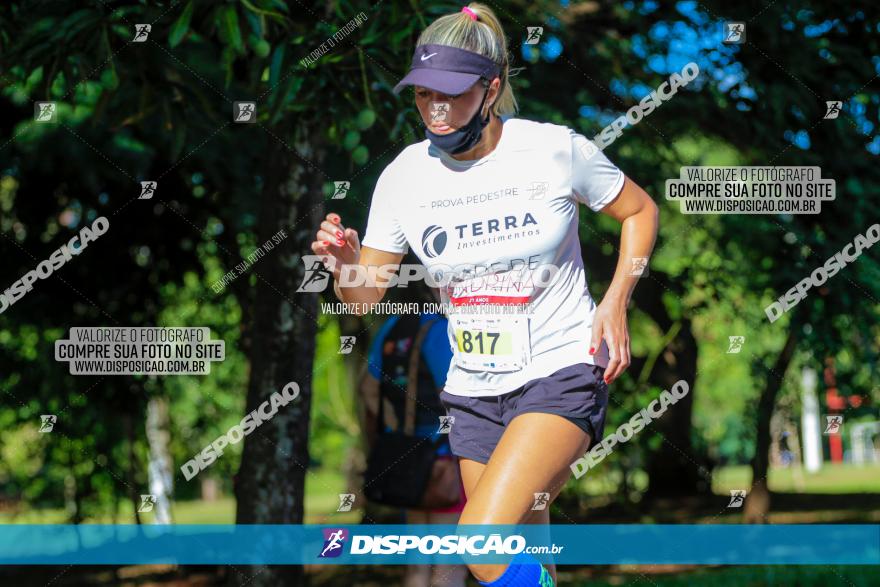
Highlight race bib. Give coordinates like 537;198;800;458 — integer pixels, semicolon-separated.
439;265;538;373
449;314;531;373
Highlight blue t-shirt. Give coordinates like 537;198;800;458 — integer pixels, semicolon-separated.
367;313;453;451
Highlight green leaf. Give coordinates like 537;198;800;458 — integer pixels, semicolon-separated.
168;1;194;48
286;76;304;103
268;44;285;87
223;6;245;55
100;68;118;90
61;9;99;41
390;27;412;46
242;5;263;37
268;76;303;125
223;46;235;88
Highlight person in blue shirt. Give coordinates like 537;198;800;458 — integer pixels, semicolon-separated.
360;288;467;587
366;311;454;442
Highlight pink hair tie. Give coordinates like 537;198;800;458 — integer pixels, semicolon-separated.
461;6;478;21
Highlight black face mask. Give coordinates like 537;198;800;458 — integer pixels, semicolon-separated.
424;84;491;155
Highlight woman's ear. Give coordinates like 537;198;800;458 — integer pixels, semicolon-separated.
488;76;501;108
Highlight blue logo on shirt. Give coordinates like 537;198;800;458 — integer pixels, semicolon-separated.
421;225;447;258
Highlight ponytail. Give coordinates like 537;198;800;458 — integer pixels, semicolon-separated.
415;2;518;117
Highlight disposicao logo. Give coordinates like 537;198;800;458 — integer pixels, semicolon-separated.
319;528;348;558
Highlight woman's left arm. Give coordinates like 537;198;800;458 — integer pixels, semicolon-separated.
590;176;659;384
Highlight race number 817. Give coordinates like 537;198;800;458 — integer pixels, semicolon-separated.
454;328;513;355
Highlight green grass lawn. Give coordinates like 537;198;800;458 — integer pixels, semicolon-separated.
4;463;878;524
2;464;878;586
713;463;880;494
1;467;354;524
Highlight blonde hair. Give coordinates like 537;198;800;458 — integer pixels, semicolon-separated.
415;2;518;117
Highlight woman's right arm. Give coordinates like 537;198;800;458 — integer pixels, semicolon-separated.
311;212;404;312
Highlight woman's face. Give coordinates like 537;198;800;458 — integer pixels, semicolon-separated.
414;77;500;133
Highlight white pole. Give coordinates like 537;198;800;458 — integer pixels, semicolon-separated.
851;425;861;465
801;367;822;473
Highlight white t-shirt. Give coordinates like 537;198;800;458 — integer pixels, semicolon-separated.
361;117;625;397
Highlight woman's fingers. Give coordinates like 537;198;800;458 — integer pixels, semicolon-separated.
319;221;346;244
604;330;631;384
311;214;356;279
344;227;360;250
315;230;341;245
603;329;620;384
589;321;604;357
325;213;343;231
314;213;351;254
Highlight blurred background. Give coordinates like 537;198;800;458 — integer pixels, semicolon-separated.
0;0;878;585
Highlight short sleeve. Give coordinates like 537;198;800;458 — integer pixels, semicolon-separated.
361;169;410;254
420;318;453;388
570;129;625;211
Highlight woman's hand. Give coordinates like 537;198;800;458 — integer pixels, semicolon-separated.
590;175;658;385
311;212;361;281
590;297;631;384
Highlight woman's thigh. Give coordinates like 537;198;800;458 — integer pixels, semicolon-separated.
459;457;486;500
459;456;556;524
455;413;589;583
459;412;590;525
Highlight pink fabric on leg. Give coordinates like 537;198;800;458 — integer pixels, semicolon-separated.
429;455;467;513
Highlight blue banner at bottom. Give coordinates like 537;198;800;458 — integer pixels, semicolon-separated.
0;524;877;565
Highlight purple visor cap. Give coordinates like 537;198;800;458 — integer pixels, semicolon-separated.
393;44;500;96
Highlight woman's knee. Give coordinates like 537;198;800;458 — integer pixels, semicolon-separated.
465;561;508;583
464;554;554;585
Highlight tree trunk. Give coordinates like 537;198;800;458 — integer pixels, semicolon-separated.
145;396;174;524
64;451;83;524
643;318;707;496
585;247;707;497
744;328;798;523
233;120;324;586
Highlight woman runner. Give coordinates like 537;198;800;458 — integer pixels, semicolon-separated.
312;4;659;585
